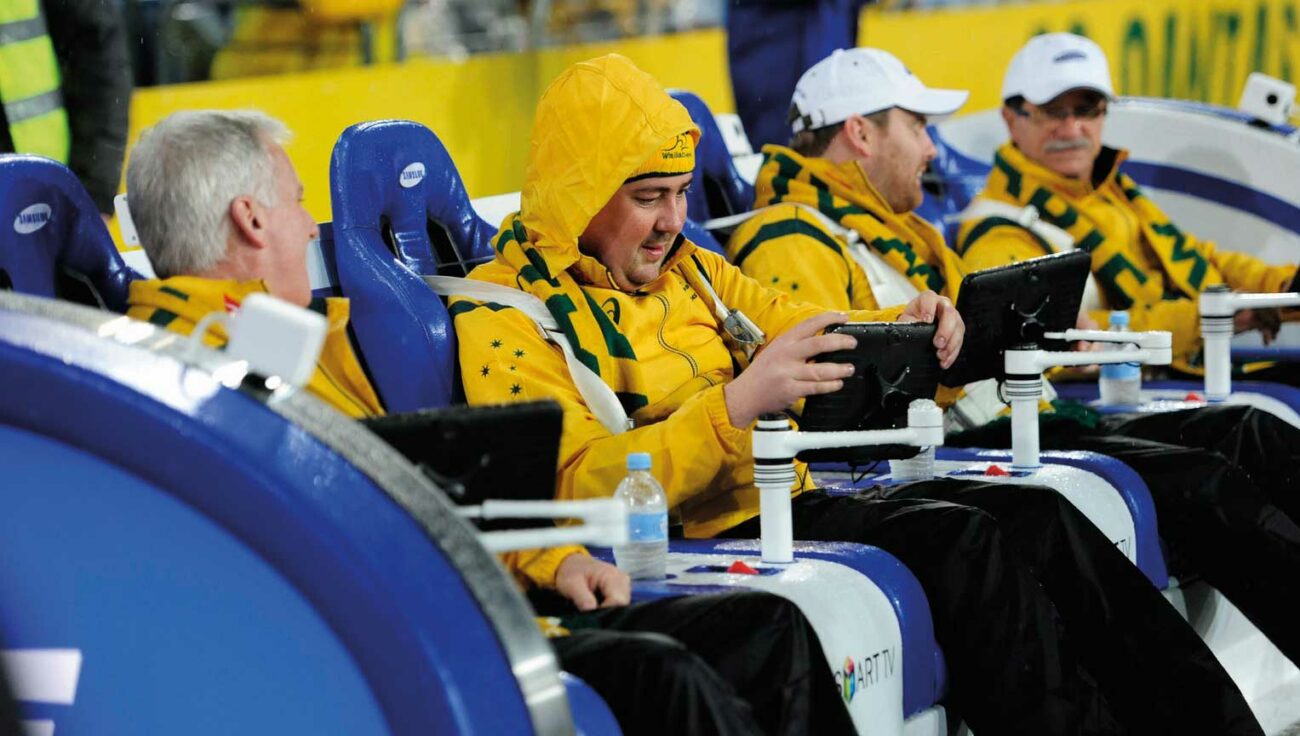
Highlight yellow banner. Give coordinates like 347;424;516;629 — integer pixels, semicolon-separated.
861;0;1300;114
124;29;732;242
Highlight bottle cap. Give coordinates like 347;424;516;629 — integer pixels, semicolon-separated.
627;452;651;471
1108;310;1130;328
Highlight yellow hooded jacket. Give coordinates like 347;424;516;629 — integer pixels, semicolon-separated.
128;275;583;592
451;55;901;539
958;143;1298;371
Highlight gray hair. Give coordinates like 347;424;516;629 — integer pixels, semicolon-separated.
126;110;291;278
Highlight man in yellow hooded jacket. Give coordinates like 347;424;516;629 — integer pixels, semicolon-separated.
957;32;1299;381
123;108;856;736
452;53;1261;735
729;44;1300;712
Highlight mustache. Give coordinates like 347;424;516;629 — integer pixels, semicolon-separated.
1044;138;1092;153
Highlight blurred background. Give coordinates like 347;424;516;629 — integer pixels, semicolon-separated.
102;0;1299;228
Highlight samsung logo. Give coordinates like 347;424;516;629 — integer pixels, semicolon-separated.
13;203;51;234
399;162;426;188
1053;50;1088;63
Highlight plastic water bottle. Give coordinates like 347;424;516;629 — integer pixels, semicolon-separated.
1099;310;1142;405
613;452;668;580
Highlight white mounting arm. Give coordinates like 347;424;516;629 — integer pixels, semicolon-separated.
751;400;944;564
1004;330;1173;470
1199;286;1300;401
457;499;628;554
186;293;328;394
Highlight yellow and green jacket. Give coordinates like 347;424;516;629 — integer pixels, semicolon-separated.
451;55;900;539
127;276;384;419
958;143;1298;371
128;276;583;591
728;145;965;311
727;145;967;407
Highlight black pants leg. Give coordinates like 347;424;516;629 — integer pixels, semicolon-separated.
1097;404;1300;520
883;480;1261;736
553;591;854;736
951;409;1300;667
553;627;760;736
723;490;1106;736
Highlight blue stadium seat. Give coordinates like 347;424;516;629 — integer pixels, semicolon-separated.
669;90;755;222
681;218;726;256
327;120;491;411
918;126;993;247
0;154;139;311
0;292;584;735
327;119;950;730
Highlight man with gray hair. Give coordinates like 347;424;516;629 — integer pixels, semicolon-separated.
120;109;857;736
124;109;383;418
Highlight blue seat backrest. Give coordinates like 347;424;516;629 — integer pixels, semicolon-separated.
682;218;726;256
0;301;547;734
329;120;494;411
0;155;139;311
670;90;756;222
925;126;993;248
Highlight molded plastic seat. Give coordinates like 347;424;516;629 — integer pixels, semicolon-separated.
628;537;948;720
0;154;139;311
0;293;584;734
669;90;755;222
328;120;494;411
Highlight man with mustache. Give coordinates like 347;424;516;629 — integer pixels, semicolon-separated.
958;32;1298;382
454;52;1263;735
729;42;1300;699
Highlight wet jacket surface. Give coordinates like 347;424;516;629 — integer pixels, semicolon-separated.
958;143;1298;371
451;55;900;538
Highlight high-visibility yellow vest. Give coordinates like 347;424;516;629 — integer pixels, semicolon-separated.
0;0;69;162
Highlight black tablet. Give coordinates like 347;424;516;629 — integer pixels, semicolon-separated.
940;250;1092;386
797;322;940;464
362;400;562;523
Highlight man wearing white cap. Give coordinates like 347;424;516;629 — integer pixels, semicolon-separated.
727;47;970;315
957;32;1298;378
724;47;1264;736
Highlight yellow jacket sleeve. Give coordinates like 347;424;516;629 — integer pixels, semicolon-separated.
499;545;587;590
735;229;856;311
958;223;1051;274
1090;299;1204;366
1203;240;1298;294
455;301;754;514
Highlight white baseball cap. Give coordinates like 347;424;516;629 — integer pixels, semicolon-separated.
789;47;969;134
1001;33;1116;105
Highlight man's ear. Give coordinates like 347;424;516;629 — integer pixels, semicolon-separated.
228;194;267;249
1000;106;1018;130
842;115;874;159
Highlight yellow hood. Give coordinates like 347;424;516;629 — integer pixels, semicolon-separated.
519;53;700;275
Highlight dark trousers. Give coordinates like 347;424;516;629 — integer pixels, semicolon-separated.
951;403;1300;667
546;591;854;736
722;482;1261;736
